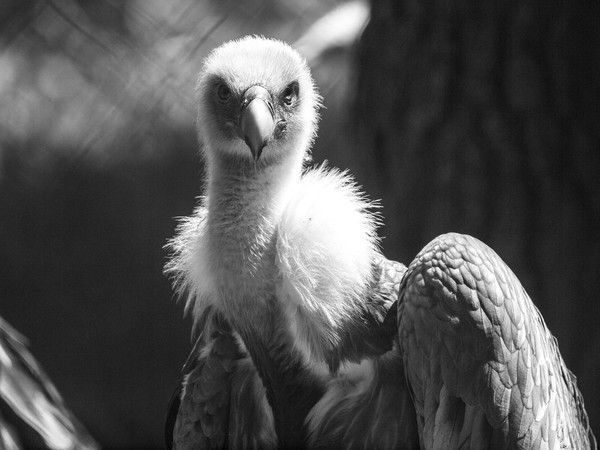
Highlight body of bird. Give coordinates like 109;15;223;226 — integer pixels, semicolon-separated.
166;36;594;449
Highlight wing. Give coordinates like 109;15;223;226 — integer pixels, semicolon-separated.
306;256;420;449
169;307;276;450
228;356;277;448
0;316;98;450
398;233;595;449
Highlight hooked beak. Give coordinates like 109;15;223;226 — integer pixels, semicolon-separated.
239;85;275;161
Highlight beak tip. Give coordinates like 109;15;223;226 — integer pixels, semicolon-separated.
245;138;265;161
239;86;275;162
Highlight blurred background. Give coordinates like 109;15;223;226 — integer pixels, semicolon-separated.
0;0;598;447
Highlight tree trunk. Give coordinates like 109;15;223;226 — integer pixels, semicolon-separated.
354;0;600;434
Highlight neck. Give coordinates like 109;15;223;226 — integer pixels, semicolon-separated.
206;155;298;286
205;150;326;446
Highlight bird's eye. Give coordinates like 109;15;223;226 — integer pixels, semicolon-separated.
217;84;231;101
282;81;299;106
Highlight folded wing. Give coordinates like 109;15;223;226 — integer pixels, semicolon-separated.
399;233;595;449
169;307;276;450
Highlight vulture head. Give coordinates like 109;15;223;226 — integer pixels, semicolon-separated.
196;36;320;168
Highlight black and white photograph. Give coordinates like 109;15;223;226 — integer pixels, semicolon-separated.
0;1;598;448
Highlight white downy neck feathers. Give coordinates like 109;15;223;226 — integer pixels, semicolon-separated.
166;165;380;361
165;36;381;366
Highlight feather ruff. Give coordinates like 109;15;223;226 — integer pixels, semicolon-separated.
276;165;381;362
164;202;214;332
165;166;381;358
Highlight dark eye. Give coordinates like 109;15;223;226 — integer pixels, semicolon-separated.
217;83;231;101
282;81;299;105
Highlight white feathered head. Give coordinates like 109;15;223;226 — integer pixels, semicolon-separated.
196;36;321;168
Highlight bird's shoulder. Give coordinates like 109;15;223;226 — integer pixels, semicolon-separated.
273;166;383;361
275;165;380;305
277;165;379;246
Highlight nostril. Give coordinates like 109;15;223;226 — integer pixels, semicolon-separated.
275;120;287;138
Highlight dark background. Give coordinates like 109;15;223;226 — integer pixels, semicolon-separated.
0;0;598;447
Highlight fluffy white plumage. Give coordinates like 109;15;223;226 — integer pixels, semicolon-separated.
276;166;380;361
166;164;380;362
165;203;211;323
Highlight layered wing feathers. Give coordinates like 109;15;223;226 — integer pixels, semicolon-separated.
171;308;276;450
399;233;595;449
